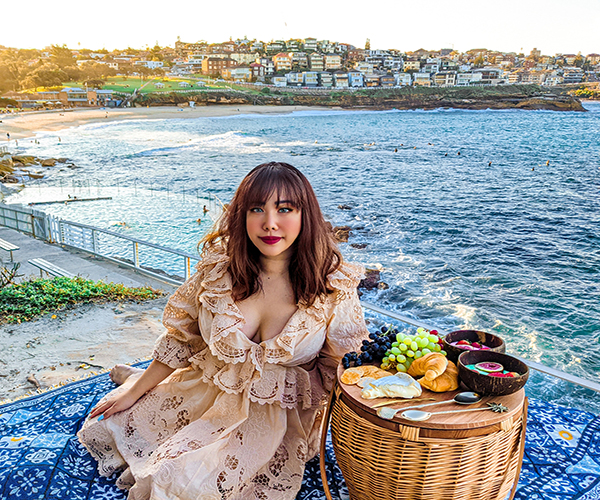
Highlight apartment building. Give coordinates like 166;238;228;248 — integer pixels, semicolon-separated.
302;71;319;87
201;57;237;76
303;38;318;52
273;53;292;72
324;54;342;70
309;53;324;71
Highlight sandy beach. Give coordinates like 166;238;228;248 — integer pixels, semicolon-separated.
0;104;334;141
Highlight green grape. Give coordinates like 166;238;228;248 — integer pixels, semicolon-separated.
422;348;431;355
399;343;408;352
403;338;413;346
428;335;438;342
397;354;407;363
418;337;429;348
392;342;399;347
396;363;407;373
381;362;390;369
427;342;437;350
391;347;401;355
416;327;425;335
418;330;429;338
382;356;389;363
406;350;415;358
414;351;423;359
388;354;396;362
405;359;413;369
440;350;447;356
433;344;442;352
410;341;419;351
396;333;405;342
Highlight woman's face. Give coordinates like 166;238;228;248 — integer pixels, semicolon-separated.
246;192;302;261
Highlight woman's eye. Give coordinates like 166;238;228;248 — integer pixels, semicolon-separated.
278;207;293;213
249;207;263;213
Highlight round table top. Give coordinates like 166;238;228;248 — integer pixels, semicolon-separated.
337;363;525;433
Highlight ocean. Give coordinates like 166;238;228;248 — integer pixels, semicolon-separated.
7;102;600;412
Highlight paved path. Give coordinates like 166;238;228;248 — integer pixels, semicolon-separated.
0;225;177;291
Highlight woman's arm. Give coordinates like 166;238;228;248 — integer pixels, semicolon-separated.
89;360;175;420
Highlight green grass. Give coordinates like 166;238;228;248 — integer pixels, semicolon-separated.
0;276;164;324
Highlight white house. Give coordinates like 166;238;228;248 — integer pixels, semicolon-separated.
395;73;412;86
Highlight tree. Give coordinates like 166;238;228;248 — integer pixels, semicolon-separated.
0;48;26;91
23;63;68;89
474;55;485;67
50;44;75;68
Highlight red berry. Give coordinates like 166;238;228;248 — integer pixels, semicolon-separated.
471;342;482;348
456;340;471;346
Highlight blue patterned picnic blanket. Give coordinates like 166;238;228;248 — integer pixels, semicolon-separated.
0;361;598;500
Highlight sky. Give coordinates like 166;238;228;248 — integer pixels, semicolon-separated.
1;0;598;56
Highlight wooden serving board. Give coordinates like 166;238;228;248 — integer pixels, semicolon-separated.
336;363;525;438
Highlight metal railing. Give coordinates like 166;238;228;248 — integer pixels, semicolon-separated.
360;301;600;393
48;216;200;285
0;201;598;394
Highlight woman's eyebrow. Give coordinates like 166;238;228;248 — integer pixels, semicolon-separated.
275;199;295;206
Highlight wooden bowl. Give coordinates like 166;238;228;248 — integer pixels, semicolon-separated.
442;330;506;363
458;350;529;396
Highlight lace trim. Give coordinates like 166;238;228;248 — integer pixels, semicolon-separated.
189;347;325;410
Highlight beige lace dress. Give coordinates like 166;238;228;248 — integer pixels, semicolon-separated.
77;245;369;500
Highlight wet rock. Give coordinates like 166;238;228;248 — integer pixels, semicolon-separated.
359;268;381;291
0;157;14;174
333;225;351;242
350;243;367;249
11;155;36;165
377;282;390;290
57;158;69;163
41;159;57;167
338;204;353;210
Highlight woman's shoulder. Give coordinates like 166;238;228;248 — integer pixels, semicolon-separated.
327;260;365;292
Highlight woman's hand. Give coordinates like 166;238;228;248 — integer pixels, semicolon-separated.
89;388;141;420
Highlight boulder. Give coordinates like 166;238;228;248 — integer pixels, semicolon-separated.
57;158;69;163
338;204;353;210
12;155;36;165
350;243;367;249
0;157;14;174
41;159;57;167
333;225;351;242
359;268;382;291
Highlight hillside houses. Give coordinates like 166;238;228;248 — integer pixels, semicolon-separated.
67;40;598;90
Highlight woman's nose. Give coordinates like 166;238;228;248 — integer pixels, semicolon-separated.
263;212;278;231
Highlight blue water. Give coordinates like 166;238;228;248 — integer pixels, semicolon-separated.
8;103;600;412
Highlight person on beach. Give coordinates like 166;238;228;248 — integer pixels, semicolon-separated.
78;162;369;499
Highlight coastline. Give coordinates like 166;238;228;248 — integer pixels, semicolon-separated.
0;105;336;141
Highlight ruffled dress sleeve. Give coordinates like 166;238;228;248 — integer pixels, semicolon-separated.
152;265;209;369
316;262;370;391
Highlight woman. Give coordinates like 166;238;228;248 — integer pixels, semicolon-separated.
78;162;369;499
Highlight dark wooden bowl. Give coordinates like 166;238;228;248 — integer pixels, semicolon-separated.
442;330;506;363
458;350;529;396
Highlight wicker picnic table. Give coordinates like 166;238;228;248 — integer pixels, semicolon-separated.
319;364;527;500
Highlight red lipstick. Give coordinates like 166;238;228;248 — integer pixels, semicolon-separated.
259;236;282;245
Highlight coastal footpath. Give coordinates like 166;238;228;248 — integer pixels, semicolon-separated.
134;84;585;112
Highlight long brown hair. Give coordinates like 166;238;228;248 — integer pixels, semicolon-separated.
202;162;342;306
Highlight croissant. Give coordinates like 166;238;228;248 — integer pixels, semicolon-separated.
408;352;448;381
419;361;459;392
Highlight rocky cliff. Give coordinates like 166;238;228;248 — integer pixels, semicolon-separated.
134;84;585;112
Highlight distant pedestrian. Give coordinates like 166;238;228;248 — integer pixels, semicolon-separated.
6;132;9;141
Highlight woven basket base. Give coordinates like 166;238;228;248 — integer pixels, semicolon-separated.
330;392;525;500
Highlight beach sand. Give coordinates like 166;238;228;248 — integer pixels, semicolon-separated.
0;104;333;141
0;298;169;402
